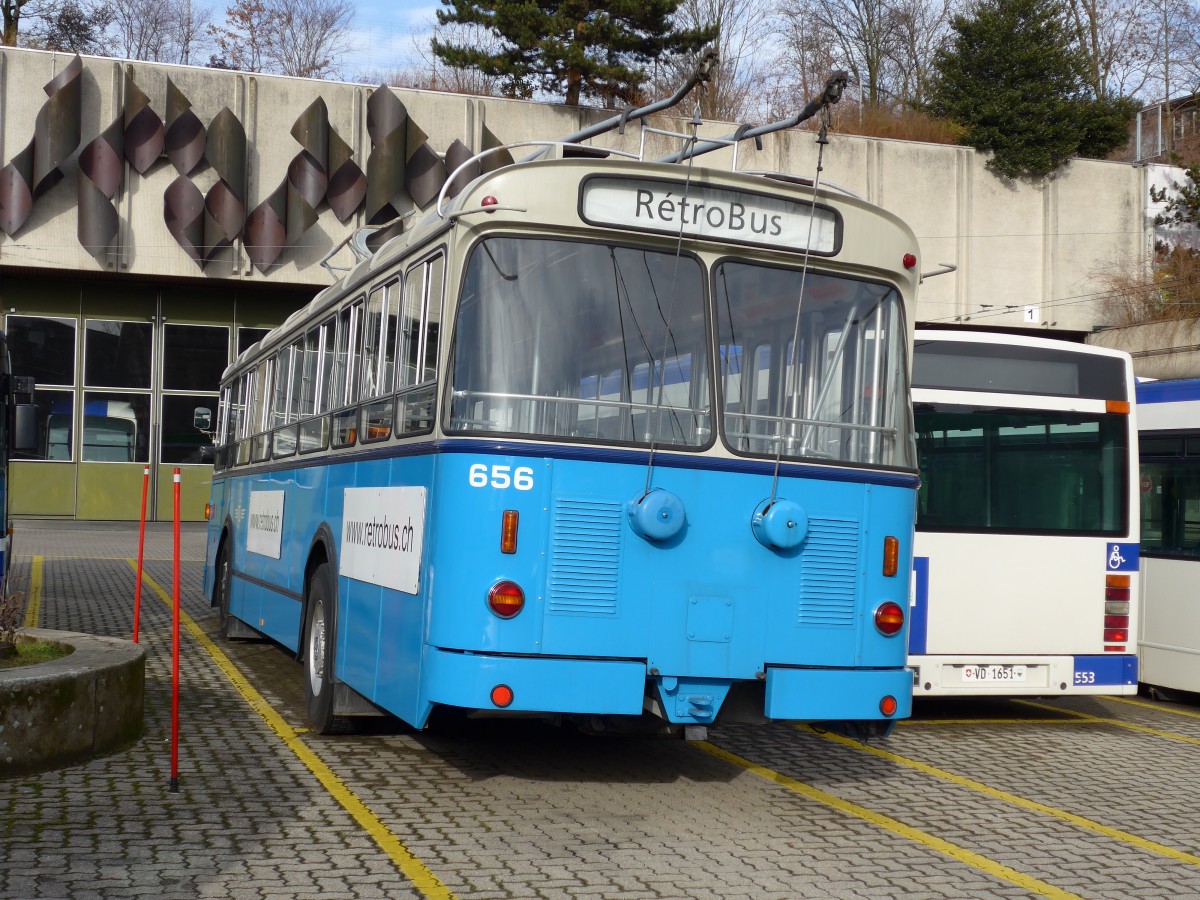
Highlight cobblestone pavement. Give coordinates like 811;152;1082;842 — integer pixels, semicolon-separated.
4;520;1200;899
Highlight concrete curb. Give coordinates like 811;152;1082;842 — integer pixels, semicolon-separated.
0;628;145;777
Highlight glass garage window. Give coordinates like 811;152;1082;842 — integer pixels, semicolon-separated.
13;389;74;462
81;392;151;462
163;324;229;391
6;315;76;386
161;394;217;464
85;320;153;389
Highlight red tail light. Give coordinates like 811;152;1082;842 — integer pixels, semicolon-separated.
874;601;905;636
879;695;898;716
487;580;525;618
1104;574;1130;650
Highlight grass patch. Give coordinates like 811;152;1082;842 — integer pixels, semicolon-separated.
0;641;72;670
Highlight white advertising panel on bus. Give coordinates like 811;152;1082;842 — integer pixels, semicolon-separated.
246;490;285;559
580;176;839;254
340;486;426;595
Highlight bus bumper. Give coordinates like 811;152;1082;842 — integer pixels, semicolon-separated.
764;666;912;721
909;654;1139;696
423;648;647;716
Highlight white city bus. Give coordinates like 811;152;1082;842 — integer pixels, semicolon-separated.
1136;378;1200;696
909;329;1139;696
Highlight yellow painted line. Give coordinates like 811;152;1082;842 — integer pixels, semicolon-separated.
23;556;42;628
1107;695;1200;721
126;559;455;900
1015;699;1200;749
898;718;1088;726
695;741;1081;899
803;725;1200;869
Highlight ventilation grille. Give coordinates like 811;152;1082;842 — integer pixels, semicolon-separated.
548;499;622;615
798;517;861;627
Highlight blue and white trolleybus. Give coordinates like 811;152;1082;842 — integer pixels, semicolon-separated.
203;83;923;736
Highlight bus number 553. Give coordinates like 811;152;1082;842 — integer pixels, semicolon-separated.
469;463;535;490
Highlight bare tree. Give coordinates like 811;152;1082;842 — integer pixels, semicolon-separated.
781;0;903;106
208;0;274;71
18;0;113;52
397;22;507;96
170;0;214;65
1065;0;1159;99
111;0;173;59
267;0;354;79
645;0;778;122
887;0;952;108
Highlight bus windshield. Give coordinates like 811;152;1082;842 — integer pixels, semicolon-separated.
449;237;710;447
916;405;1128;534
715;261;914;468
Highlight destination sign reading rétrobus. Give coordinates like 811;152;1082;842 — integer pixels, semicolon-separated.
580;177;839;253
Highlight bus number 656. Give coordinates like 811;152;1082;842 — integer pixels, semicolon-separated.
469;463;534;490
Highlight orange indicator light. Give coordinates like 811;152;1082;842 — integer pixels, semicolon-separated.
501;510;519;554
1106;400;1130;414
883;536;899;577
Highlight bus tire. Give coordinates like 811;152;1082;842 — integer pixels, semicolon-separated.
304;563;339;734
214;539;234;639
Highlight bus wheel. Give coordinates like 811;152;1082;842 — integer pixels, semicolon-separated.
304;563;338;734
214;540;234;639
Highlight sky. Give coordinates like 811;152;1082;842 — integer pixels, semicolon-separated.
339;0;443;82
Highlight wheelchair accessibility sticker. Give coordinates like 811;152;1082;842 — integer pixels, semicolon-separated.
1106;542;1139;572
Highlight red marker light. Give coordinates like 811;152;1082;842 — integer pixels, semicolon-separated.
879;695;898;717
902;253;917;269
481;195;499;212
490;684;514;707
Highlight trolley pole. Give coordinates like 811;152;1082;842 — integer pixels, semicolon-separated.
169;467;181;793
132;465;149;643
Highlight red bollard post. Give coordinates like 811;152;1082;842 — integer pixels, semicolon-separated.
169;467;181;793
132;464;149;643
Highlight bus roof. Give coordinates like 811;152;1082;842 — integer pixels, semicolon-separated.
223;154;922;382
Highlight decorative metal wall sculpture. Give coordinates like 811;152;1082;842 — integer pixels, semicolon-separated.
246;98;369;273
2;61;511;276
365;86;408;249
327;126;366;223
77;118;124;258
163;78;207;265
165;79;205;176
123;69;164;175
203;108;247;264
0;55;83;237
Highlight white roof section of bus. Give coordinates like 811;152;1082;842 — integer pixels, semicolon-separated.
222;155;922;383
912;328;1133;413
914;328;1131;361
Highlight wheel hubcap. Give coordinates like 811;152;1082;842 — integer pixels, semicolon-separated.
308;601;326;695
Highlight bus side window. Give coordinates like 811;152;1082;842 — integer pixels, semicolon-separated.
396;255;442;437
360;280;398;443
301;317;335;453
252;357;274;462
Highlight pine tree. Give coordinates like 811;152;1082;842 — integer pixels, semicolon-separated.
431;0;715;107
925;0;1129;180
